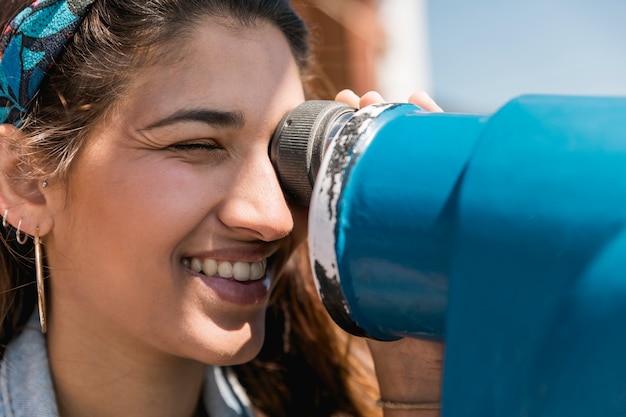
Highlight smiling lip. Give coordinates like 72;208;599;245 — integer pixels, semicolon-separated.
182;256;272;305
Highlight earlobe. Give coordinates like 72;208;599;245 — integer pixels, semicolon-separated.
0;123;54;237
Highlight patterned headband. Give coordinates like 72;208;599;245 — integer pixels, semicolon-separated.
0;0;95;125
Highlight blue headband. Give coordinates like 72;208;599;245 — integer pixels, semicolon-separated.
0;0;95;125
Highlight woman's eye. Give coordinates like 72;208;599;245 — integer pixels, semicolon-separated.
170;142;221;152
166;141;227;164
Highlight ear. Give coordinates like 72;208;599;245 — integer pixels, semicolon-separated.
0;123;56;237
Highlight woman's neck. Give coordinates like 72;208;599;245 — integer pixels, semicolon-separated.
46;311;206;417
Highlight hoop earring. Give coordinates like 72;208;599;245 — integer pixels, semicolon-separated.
15;218;28;245
34;229;47;333
2;210;8;228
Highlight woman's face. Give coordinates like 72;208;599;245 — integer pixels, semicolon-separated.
44;17;306;365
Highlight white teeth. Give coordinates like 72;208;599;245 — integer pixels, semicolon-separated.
184;257;267;281
233;262;251;281
203;258;218;276
217;261;233;278
190;258;203;273
250;261;264;280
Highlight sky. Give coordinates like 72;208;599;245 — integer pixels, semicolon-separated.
426;0;626;113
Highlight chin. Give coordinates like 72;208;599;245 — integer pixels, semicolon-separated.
228;339;265;365
195;335;265;366
189;318;267;366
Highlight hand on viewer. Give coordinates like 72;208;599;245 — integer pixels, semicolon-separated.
335;89;443;113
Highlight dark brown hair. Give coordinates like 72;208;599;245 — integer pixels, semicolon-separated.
0;1;380;415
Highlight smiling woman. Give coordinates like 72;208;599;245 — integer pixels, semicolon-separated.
0;1;442;416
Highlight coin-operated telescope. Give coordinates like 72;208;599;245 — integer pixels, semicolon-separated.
270;95;626;417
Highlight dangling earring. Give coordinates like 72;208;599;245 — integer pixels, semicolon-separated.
2;210;8;228
34;228;47;333
15;218;28;245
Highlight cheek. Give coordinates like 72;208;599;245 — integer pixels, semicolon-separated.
50;152;223;302
71;154;224;239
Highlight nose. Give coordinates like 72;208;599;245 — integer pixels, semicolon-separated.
217;152;294;242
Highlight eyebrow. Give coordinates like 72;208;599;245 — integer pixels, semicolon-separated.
142;109;245;130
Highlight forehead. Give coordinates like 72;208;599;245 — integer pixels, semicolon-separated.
114;16;304;127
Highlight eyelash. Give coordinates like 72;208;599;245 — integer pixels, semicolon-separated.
170;142;221;152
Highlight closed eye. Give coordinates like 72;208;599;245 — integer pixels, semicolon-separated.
169;142;221;152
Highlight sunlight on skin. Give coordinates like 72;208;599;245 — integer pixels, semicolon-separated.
335;89;443;112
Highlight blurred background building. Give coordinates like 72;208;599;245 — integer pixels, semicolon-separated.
293;0;626;113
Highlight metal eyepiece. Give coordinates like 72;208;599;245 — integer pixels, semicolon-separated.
270;100;355;205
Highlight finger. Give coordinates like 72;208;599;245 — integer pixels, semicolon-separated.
359;91;385;108
408;91;443;112
334;89;361;108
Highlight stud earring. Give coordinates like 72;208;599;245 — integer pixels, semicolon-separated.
41;180;48;188
34;228;47;333
15;218;28;245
